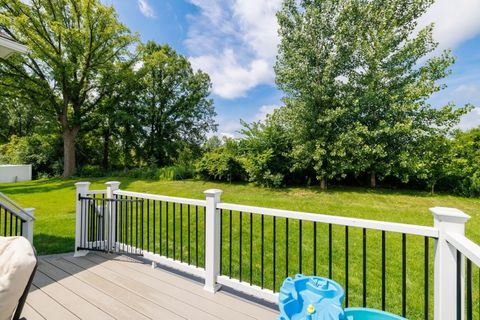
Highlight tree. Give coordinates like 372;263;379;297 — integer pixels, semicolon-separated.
275;0;469;189
275;0;363;189
414;134;452;194
137;42;216;166
448;128;480;196
348;0;469;187
0;0;136;176
239;111;293;187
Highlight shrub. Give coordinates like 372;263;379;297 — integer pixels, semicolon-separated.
196;139;245;182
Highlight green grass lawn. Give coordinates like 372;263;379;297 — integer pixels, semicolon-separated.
1;178;479;318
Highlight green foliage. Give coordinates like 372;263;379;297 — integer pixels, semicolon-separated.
239;113;292;187
448;129;480;197
0;134;62;176
196;138;245;182
137;42;216;166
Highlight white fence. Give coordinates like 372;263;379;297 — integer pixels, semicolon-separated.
74;181;480;320
0;164;32;183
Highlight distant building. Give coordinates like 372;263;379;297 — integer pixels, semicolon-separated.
0;33;27;58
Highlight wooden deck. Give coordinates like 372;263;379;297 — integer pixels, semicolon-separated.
22;253;278;320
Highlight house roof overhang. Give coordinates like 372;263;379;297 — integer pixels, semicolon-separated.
0;34;28;58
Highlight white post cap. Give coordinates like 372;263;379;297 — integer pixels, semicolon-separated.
75;181;91;187
204;189;223;196
430;207;470;224
105;181;121;188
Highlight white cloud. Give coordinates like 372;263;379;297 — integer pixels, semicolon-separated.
186;0;281;99
137;0;155;18
190;49;273;99
458;107;480;131
255;104;279;122
214;117;244;138
418;0;480;50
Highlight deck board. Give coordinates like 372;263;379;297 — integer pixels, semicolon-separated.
91;253;278;320
22;253;278;320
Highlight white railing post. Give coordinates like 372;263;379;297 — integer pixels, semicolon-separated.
106;181;120;252
75;181;90;257
204;189;223;293
431;207;470;320
22;208;34;245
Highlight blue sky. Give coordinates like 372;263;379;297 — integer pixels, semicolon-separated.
106;0;480;136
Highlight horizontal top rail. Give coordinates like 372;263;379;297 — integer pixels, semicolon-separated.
446;232;480;267
217;202;438;238
114;190;207;207
0;192;34;221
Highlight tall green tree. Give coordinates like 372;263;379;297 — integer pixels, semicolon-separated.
0;0;136;176
137;42;216;166
349;0;469;187
275;0;363;189
275;0;469;189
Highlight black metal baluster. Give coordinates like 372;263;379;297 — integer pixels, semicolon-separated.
329;224;332;279
229;210;232;278
141;199;144;250
299;219;302;273
180;204;183;262
3;207;6;236
261;214;264;289
363;228;367;307
286;218;289;278
467;259;472;320
147;199;150;252
80;197;84;248
118;196;122;249
313;222;317;275
402;233;407;318
166;202;169;258
273;216;277;292
456;250;461;320
153;200;156;254
188;205;191;265
220;209;223;274
135;197;139;251
382;231;386;311
9;210;12;235
130;196;133;253
15;216;18;235
195;205;199;267
424;237;429;320
159;201;162;255
239;211;243;282
250;212;253;285
173;203;176;260
345;226;349;308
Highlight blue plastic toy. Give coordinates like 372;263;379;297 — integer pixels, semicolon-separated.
278;275;407;320
278;274;345;320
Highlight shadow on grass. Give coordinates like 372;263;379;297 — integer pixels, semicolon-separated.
0;177;137;195
34;233;75;256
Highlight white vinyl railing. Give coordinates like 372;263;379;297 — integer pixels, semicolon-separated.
74;181;479;320
0;192;34;243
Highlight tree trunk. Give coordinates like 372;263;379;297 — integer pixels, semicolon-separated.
370;171;376;188
320;177;327;190
62;128;79;177
430;181;436;195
